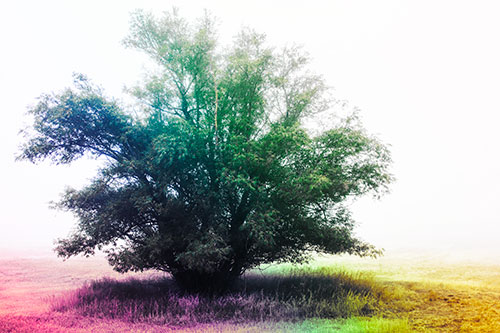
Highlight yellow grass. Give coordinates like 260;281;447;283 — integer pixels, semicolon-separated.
313;253;500;332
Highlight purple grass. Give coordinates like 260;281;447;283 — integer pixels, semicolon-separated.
50;267;390;327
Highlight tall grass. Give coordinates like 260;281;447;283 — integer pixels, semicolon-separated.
51;266;395;327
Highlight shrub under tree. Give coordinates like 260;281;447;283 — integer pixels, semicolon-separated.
19;10;392;292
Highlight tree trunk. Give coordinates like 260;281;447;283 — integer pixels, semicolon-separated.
172;269;240;294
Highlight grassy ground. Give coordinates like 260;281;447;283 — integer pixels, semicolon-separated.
0;314;410;332
0;253;499;331
50;268;387;322
320;254;500;332
48;267;412;331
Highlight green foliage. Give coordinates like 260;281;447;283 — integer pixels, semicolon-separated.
19;10;392;291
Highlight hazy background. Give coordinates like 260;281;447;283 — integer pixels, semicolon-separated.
1;0;499;260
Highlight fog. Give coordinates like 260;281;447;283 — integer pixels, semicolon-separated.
1;0;499;261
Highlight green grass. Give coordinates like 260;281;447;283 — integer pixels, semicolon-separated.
281;317;411;332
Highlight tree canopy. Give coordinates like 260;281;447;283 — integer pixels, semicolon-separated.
19;10;392;291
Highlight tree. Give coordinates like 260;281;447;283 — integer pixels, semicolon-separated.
19;10;392;292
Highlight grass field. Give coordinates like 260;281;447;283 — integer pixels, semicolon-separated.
0;251;499;332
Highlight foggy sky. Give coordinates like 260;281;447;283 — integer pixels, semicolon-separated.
1;0;499;259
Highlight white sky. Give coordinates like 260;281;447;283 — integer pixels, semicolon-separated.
1;0;499;259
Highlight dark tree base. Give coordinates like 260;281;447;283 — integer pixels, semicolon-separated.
173;270;240;294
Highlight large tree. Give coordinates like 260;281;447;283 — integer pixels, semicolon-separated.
19;10;392;291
